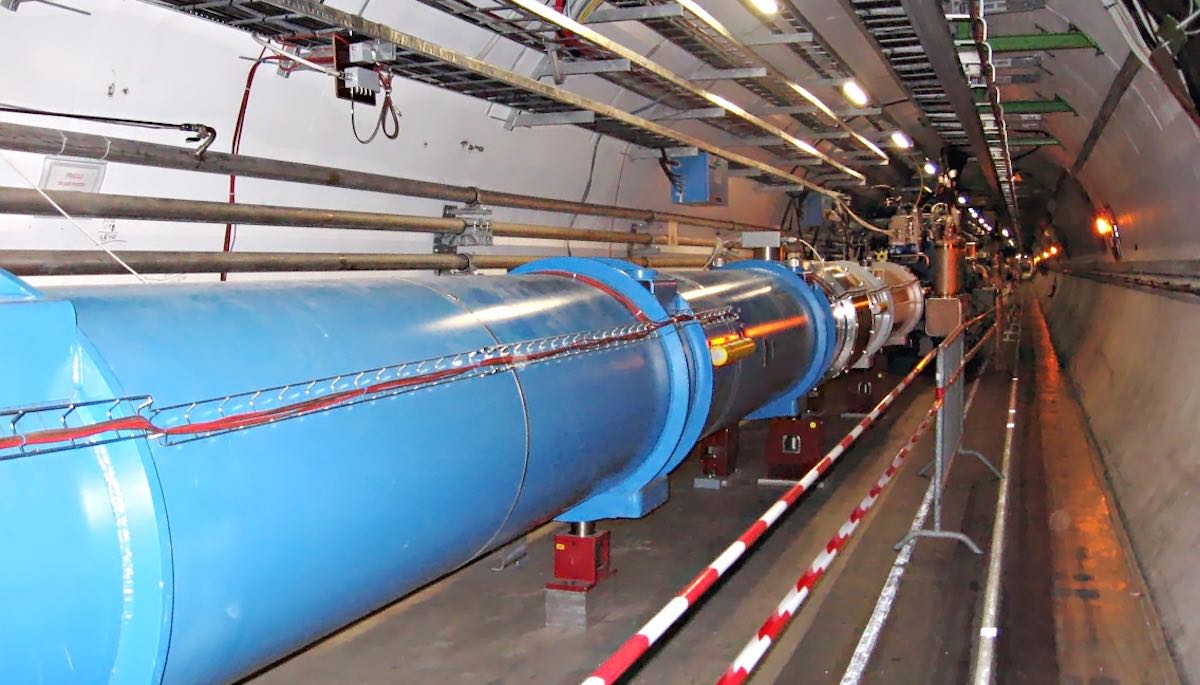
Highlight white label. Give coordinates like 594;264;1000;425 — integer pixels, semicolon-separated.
38;156;107;193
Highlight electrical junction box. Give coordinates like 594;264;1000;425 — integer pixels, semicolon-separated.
342;66;381;93
349;40;398;64
670;152;728;206
925;297;964;338
801;193;835;228
740;231;781;249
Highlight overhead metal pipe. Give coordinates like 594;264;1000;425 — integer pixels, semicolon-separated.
0;122;777;233
0;250;714;276
0;188;728;249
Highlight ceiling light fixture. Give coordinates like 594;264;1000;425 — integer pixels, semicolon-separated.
749;0;778;15
890;131;913;149
923;160;938;176
841;79;870;107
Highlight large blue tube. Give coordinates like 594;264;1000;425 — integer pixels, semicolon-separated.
0;258;837;685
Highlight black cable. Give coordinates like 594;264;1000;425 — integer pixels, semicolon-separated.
658;149;684;197
0;103;216;157
350;94;401;144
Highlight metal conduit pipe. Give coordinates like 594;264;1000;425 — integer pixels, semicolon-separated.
0;256;919;685
0;250;715;276
0;123;777;233
0;188;726;249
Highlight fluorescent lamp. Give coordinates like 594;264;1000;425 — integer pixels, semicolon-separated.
841;79;869;107
890;131;913;149
922;160;938;176
749;0;778;14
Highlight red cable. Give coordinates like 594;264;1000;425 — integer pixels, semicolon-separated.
221;48;270;282
2;269;714;453
1;321;683;452
538;270;651;322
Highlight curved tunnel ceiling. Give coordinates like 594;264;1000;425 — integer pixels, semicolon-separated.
773;0;1199;261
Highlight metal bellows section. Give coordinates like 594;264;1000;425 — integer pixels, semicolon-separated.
872;261;925;345
0;257;836;685
809;260;925;376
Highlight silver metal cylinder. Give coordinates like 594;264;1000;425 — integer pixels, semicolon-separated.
809;262;874;377
569;521;596;537
872;261;925;345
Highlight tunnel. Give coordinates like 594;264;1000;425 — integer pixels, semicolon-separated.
0;1;1195;684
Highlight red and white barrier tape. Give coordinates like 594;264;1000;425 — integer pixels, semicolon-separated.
581;349;939;685
580;307;997;685
715;397;942;685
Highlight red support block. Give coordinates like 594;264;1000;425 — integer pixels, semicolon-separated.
847;363;888;415
697;424;741;477
765;416;824;480
546;529;613;592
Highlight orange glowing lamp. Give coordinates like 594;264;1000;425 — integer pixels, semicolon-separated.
1049;246;1059;256
1095;216;1114;236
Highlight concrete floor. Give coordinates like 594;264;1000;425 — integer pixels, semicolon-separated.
241;296;1179;685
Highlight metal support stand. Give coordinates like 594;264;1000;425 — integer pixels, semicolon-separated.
546;522;612;592
895;332;997;555
545;521;613;631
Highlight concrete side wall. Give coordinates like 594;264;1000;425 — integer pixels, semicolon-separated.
1035;273;1200;683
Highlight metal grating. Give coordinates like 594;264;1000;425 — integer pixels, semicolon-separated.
848;1;969;148
738;1;918;163
411;0;764;139
845;0;1019;226
141;0;842;193
408;0;869;177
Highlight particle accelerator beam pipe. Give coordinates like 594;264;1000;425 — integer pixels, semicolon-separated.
0;256;848;685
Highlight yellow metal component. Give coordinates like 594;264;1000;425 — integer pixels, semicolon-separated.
710;336;757;367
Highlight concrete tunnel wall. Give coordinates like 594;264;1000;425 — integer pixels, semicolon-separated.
995;3;1200;681
1034;275;1200;682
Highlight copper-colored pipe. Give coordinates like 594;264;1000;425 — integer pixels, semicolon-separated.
0;250;714;276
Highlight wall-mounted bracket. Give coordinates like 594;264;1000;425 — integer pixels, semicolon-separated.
509;109;596;128
534;58;631;82
690;66;767;81
743;32;813;46
583;3;683;23
437;204;494;254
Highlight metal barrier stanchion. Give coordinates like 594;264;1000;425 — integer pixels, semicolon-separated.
839;357;992;685
898;322;999;554
715;311;998;685
580;308;995;685
715;378;965;685
579;341;944;685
